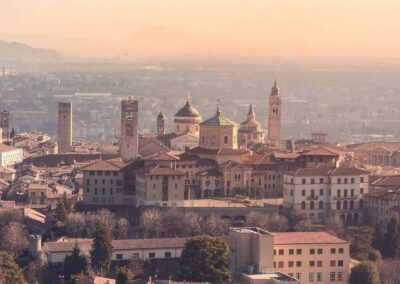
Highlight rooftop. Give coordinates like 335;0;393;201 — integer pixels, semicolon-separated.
200;106;235;126
82;159;129;171
273;232;348;245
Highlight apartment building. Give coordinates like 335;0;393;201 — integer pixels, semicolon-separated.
364;188;400;227
135;165;185;207
228;227;349;284
273;232;350;283
283;165;369;224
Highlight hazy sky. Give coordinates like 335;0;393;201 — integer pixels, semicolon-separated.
1;0;400;61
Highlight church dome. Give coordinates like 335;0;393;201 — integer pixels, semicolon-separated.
174;100;202;123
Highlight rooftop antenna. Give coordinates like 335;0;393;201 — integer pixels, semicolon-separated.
186;91;191;103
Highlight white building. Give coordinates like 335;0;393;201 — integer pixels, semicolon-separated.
283;165;369;225
0;144;23;167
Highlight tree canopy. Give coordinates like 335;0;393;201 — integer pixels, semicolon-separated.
90;221;113;275
63;243;88;279
349;261;380;284
0;251;26;284
178;235;230;283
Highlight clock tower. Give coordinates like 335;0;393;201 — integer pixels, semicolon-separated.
267;80;282;147
120;97;138;161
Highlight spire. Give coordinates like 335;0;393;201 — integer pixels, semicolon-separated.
271;79;280;96
216;99;221;117
185;91;191;106
247;104;255;119
157;111;164;120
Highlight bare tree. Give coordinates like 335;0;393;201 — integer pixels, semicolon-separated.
201;213;229;237
96;209;116;229
163;208;185;237
140;208;164;238
293;219;314;232
379;258;400;284
245;211;268;228
0;222;28;257
182;212;203;237
114;218;129;239
266;214;289;232
0;210;23;226
65;212;86;237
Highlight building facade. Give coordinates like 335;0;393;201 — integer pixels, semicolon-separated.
0;110;9;140
58;102;72;153
120;97;139;161
0;144;23;167
283;166;369;225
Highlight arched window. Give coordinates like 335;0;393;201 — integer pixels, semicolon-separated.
344;189;348;197
337;201;341;210
343;200;348;210
309;213;315;220
359;199;364;208
310;201;315;209
350;200;354;210
319;201;324;209
301;201;306;210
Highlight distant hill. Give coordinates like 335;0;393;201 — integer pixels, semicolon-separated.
0;40;62;61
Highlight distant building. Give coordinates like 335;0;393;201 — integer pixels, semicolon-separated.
283;165;369;224
364;187;400;227
0;144;23;167
267;81;282;148
238;104;265;147
0;110;10;140
58;102;72;153
199;106;238;150
120;97;139;161
156;98;202;151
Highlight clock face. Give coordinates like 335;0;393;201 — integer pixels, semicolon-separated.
126;107;134;120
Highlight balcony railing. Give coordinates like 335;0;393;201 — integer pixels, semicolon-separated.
333;195;358;200
306;195;319;200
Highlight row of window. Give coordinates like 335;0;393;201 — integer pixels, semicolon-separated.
274;260;344;269
89;171;119;176
288;272;344;282
87;187;123;195
298;177;364;184
86;179;123;186
274;247;344;256
115;251;173;260
92;197;114;203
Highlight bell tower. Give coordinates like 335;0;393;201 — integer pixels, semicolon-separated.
156;112;165;136
267;80;282;147
120;97;139;161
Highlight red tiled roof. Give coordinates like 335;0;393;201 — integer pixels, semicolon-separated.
329;167;369;176
274;232;348;245
273;152;301;159
217;148;250;155
365;188;400;201
287;165;369;177
142;165;184;176
302;147;341;156
82;159;129;171
143;152;179;161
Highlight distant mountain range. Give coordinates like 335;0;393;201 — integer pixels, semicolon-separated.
0;40;62;61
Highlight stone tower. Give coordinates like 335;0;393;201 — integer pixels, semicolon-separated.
0;110;9;140
120;97;138;161
58;102;72;153
267;80;281;146
156;112;165;136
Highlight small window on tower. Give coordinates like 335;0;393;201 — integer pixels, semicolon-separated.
224;136;228;144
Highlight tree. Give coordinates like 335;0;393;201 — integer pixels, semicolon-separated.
90;222;113;275
0;251;26;284
178;235;230;283
201;213;229;237
378;258;400;283
367;249;382;263
348;226;375;261
372;225;384;254
114;218;129;239
65;212;86;237
55;192;72;227
63;243;88;279
325;215;346;237
182;212;202;237
382;216;400;258
140;208;164;238
349;261;380;284
266;214;289;232
116;266;134;284
0;222;28;258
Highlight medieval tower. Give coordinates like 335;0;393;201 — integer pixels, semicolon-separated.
120;97;139;161
0;110;9;140
156;112;165;136
58;102;72;153
267;80;282;147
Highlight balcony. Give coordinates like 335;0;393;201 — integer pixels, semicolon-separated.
306;195;319;201
333;195;358;200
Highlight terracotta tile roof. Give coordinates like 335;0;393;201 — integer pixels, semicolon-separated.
0;144;19;153
371;175;400;187
219;160;252;170
274;232;348;245
365;188;400;201
347;141;400;152
329;167;369;176
273;152;301;159
43;237;188;253
82;159;129;171
188;147;218;155
143;152;179;161
142;165;184;176
302;147;341;156
197;168;222;177
0;166;16;174
287;165;369;177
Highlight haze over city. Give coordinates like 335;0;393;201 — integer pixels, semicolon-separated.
1;0;400;62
